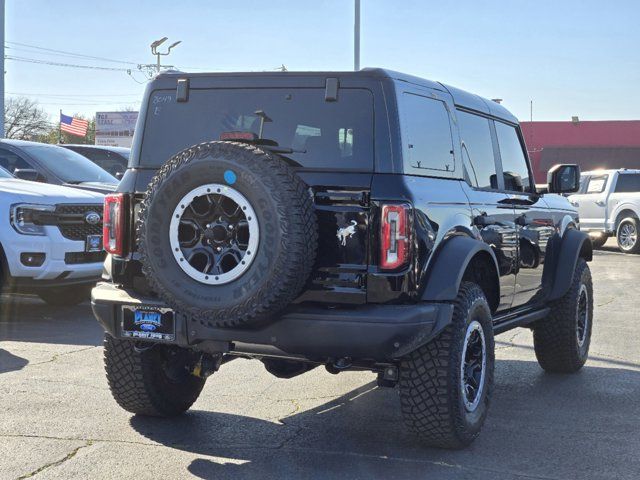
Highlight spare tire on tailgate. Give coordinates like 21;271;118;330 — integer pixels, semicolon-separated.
137;141;318;328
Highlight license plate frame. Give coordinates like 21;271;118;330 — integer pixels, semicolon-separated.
121;305;176;342
85;234;103;252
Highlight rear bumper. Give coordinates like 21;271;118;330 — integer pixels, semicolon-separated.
91;282;453;361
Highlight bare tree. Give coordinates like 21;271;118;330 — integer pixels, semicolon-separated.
3;97;51;140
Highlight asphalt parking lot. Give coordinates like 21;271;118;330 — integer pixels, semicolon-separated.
1;240;639;480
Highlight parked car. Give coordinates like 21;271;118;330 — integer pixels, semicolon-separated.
92;69;593;449
61;144;129;178
569;169;640;253
0;139;118;194
0;165;105;305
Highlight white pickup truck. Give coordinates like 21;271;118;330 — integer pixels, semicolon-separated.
569;169;640;253
0;166;105;304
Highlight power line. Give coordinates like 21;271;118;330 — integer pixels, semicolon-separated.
7;91;140;97
5;41;140;65
4;55;131;71
37;102;140;106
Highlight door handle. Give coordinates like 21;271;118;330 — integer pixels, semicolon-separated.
595;200;606;207
498;197;535;206
571;201;579;207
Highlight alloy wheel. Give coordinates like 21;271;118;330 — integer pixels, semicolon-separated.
460;320;487;412
619;222;637;250
169;184;259;285
576;283;589;347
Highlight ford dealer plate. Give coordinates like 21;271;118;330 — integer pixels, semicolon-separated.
121;306;175;342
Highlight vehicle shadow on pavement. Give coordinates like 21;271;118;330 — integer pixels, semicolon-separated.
129;359;640;480
0;348;28;374
0;294;102;346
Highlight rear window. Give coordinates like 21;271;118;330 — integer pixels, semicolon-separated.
139;88;374;170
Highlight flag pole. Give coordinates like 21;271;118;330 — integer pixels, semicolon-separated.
58;110;62;144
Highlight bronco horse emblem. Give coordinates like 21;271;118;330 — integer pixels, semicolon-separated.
337;220;358;246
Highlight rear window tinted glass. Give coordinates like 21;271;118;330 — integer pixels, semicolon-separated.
457;111;498;189
140;88;373;170
615;173;640;193
400;93;455;175
586;175;608;193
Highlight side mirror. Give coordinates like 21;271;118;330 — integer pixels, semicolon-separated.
503;171;524;192
547;164;580;194
13;168;40;182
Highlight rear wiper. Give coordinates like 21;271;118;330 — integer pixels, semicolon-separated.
262;145;307;154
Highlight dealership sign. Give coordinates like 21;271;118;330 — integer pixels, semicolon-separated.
95;111;139;148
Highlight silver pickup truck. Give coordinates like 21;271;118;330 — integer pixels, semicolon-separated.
569;169;640;253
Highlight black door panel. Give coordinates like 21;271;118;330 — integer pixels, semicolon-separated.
461;184;517;312
510;195;558;308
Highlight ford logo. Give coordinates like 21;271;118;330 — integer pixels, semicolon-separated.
139;323;157;332
85;211;101;225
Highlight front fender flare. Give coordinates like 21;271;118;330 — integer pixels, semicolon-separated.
548;229;592;301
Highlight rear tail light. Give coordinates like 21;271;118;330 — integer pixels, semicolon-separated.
380;203;411;270
103;193;126;256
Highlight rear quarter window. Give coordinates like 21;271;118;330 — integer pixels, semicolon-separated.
399;92;456;176
139;88;374;171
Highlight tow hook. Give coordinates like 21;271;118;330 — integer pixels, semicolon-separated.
191;353;222;379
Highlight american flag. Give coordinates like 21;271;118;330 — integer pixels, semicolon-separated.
60;113;89;137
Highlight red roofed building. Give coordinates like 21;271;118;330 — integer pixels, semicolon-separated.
520;120;640;183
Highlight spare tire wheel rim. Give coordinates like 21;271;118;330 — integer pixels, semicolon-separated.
169;183;259;285
460;320;487;412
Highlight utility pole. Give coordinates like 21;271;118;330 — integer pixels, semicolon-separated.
354;0;360;71
1;0;5;138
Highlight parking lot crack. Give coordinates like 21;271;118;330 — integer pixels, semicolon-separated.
28;346;97;367
16;440;93;479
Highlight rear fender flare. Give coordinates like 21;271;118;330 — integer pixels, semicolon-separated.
548;228;592;301
421;235;500;304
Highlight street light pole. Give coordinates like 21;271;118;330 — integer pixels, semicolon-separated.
150;37;181;74
354;0;360;71
1;0;5;138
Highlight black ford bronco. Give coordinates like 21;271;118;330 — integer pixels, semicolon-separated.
92;69;593;449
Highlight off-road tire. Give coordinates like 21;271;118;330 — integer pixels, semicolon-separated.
616;217;640;254
398;282;495;449
137;141;317;328
104;335;205;417
36;285;93;306
533;258;593;373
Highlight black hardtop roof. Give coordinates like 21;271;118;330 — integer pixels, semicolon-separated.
153;67;518;124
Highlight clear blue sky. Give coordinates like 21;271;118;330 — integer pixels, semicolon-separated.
5;0;639;122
